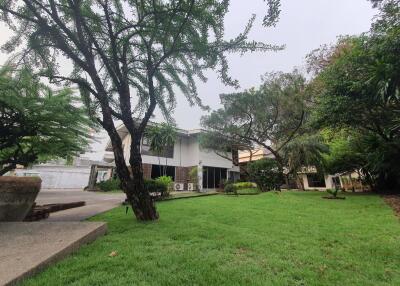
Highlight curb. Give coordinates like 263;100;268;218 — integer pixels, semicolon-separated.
2;222;107;286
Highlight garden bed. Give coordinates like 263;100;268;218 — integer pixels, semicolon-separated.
225;188;261;195
384;195;400;217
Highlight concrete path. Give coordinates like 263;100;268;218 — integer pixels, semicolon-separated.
36;189;125;221
0;221;107;286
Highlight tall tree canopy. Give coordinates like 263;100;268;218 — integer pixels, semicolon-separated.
308;0;400;191
0;66;92;175
201;71;308;171
0;0;281;220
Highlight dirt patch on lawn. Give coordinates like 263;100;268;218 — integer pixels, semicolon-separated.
383;195;400;217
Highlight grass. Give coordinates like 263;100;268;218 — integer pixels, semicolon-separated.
22;191;400;286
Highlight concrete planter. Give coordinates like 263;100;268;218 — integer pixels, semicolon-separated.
0;176;41;221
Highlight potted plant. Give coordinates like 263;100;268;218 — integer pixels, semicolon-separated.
0;176;42;221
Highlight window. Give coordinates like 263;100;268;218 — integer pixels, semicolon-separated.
202;167;227;189
151;165;175;180
307;173;326;188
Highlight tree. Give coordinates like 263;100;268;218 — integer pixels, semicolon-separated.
320;129;376;190
321;129;366;175
247;158;284;192
0;0;282;220
308;1;400;191
0;66;92;175
201;71;308;173
279;134;328;190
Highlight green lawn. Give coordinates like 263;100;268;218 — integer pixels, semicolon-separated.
22;191;400;286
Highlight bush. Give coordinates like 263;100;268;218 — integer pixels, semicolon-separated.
233;182;256;189
96;178;121;192
247;158;284;192
145;178;169;198
326;188;340;198
154;176;173;196
224;183;237;194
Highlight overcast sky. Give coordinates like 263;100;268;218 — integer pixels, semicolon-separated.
168;0;376;129
0;0;377;160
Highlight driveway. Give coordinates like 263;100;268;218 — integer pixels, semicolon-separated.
36;189;126;221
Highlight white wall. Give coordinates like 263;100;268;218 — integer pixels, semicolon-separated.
15;166;90;189
181;136;200;167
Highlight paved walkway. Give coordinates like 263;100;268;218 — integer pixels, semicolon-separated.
37;189;125;221
0;222;107;286
0;189;120;285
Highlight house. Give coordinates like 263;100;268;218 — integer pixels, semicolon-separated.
103;124;240;191
239;148;274;163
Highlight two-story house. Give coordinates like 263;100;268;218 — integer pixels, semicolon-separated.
103;124;240;191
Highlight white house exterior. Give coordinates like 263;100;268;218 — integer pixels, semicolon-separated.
13;158;112;189
104;124;240;191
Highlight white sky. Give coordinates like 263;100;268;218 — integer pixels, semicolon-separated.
0;0;377;160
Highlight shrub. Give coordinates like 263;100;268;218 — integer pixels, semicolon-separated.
96;177;170;197
155;176;173;196
233;182;256;189
96;178;121;192
326;188;340;198
247;158;284;192
218;179;229;192
145;178;169;197
224;183;237;194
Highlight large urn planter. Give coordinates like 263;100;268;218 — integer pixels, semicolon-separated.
0;176;41;221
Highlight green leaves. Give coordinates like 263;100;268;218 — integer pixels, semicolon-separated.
201;71;308;163
0;66;93;174
0;0;281;125
146;122;177;156
247;158;284;191
307;2;400;191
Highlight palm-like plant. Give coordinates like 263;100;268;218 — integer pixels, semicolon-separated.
160;123;177;175
147;123;177;176
280;134;328;190
147;125;164;175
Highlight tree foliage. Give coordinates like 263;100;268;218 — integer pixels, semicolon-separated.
0;66;92;175
0;0;282;220
201;71;308;170
280;133;328;179
321;129;366;175
247;158;284;192
308;1;400;191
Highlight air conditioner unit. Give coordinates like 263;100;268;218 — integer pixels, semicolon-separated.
174;183;184;191
187;183;195;191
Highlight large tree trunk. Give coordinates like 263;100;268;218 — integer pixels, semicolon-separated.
106;124;158;221
127;135;159;221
